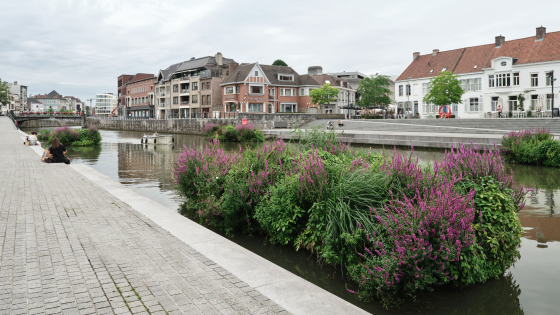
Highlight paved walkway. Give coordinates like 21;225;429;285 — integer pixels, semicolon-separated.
0;117;288;315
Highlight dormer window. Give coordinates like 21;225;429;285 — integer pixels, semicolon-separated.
474;65;478;69
278;74;293;81
501;61;507;66
430;70;433;73
325;80;330;84
442;67;447;71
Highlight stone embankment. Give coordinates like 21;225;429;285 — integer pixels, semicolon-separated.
85;113;343;135
21;118;81;128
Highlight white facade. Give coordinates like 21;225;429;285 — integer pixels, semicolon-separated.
483;57;559;114
395;73;484;119
95;93;117;116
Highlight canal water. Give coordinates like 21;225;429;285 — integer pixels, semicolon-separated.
26;128;560;314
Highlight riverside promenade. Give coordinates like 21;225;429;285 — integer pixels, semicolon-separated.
0;117;370;315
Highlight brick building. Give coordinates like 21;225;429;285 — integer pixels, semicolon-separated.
155;53;235;119
219;62;322;114
118;73;156;118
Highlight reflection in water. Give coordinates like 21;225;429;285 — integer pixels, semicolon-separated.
23;128;560;315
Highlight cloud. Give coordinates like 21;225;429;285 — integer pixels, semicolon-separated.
1;0;559;102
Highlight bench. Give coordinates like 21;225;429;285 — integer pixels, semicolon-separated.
274;121;288;128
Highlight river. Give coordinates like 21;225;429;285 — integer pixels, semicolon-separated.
25;127;560;315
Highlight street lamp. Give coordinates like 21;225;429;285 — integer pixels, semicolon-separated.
548;71;557;117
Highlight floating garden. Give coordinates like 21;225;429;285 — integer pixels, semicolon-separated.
37;126;102;147
173;127;526;307
204;123;264;142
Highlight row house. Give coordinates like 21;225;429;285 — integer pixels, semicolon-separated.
396;26;560;118
308;66;357;114
118;74;156;118
27;99;44;112
7;81;27;111
155;53;235;119
31;90;65;112
63;96;84;112
220;62;321;114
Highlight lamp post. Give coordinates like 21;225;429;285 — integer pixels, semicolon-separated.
549;71;557;117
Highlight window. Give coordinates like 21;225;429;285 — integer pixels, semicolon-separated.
248;103;263;112
173;97;178;104
325;80;330;84
491;97;499;111
142;97;144;103
496;73;511;87
422;83;428;95
513;73;519;86
300;88;304;96
192;82;198;90
474;78;481;91
399;85;403;96
250;86;263;94
207;82;210;89
430;103;436;113
509;96;518;111
460;80;466;91
501;61;507;66
547;94;554;110
413;84;418;96
531;74;538;87
207;95;211;105
469;98;479;112
406;85;411;96
173;85;178;92
467;79;474;91
255;71;258;76
452;103;458;113
201;83;205;90
192;95;198;103
279;74;293;81
225;87;234;94
546;72;553;86
489;75;495;87
281;103;297;112
269;88;275;96
531;95;538;110
201;96;205;105
422;101;428;113
281;89;295;96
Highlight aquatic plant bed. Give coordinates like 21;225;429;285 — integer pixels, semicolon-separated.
173;131;526;307
501;128;560;167
205;123;264;142
37;126;102;147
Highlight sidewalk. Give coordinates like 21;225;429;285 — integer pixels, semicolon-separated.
0;117;289;315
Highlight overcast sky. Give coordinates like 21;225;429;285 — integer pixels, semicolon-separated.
1;0;559;103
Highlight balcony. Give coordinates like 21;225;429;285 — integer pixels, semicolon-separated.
180;89;190;95
180;76;189;82
200;69;222;79
157;92;165;97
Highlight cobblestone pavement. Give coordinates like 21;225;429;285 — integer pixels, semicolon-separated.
0;117;289;315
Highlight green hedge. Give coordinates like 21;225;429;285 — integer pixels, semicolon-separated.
501;129;560;166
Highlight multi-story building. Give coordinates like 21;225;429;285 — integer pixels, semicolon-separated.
308;67;356;114
330;71;397;109
95;93;117;117
118;73;156;118
155;53;236;119
396;26;560;118
62;96;83;112
220;62;322;114
27;99;44;112
8;81;27;111
32;90;64;112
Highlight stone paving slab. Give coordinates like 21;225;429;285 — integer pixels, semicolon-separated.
0;117;290;314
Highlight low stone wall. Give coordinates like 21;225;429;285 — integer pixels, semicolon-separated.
85;113;336;134
21;118;81;128
85;117;236;135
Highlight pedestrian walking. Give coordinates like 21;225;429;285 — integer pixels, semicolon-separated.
498;104;502;118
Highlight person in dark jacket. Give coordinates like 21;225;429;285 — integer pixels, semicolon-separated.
45;137;70;164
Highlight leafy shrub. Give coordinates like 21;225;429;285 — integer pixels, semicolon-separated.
501;129;560;167
49;127;81;146
204;123;220;136
219;125;238;142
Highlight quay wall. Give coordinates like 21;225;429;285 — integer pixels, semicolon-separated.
21;118;81;128
85;113;340;134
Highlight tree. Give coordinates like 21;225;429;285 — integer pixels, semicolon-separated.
356;74;393;109
422;71;464;113
517;89;535;111
272;59;288;67
48;106;54;113
310;84;339;110
0;79;13;112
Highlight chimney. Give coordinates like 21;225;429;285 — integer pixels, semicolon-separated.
14;81;17;85
495;35;505;48
308;66;323;76
536;26;546;41
215;52;223;66
432;49;439;56
190;57;195;60
413;52;420;60
228;62;239;73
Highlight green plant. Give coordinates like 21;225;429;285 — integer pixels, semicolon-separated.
423;71;464;108
356;74;393;110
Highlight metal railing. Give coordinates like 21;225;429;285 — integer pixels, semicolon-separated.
94;112;238;120
181;89;189;93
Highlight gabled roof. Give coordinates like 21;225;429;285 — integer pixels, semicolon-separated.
176;56;235;72
311;74;350;88
221;63;321;86
397;30;560;81
127;73;155;84
47;90;62;98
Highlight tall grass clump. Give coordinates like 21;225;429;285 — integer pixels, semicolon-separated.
501;128;560;166
37;126;101;147
173;128;527;307
203;123;264;142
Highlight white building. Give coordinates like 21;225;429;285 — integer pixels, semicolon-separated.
7;81;27;112
28;99;44;112
95;93;117;116
308;66;357;114
395;26;560;118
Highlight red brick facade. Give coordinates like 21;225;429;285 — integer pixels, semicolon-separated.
118;73;155;117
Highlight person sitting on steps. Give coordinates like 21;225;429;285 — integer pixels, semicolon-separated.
153;131;158;136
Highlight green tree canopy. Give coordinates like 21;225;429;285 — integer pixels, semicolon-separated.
0;79;13;109
48;106;54;113
422;71;464;106
310;84;339;107
272;59;288;67
356;74;393;109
